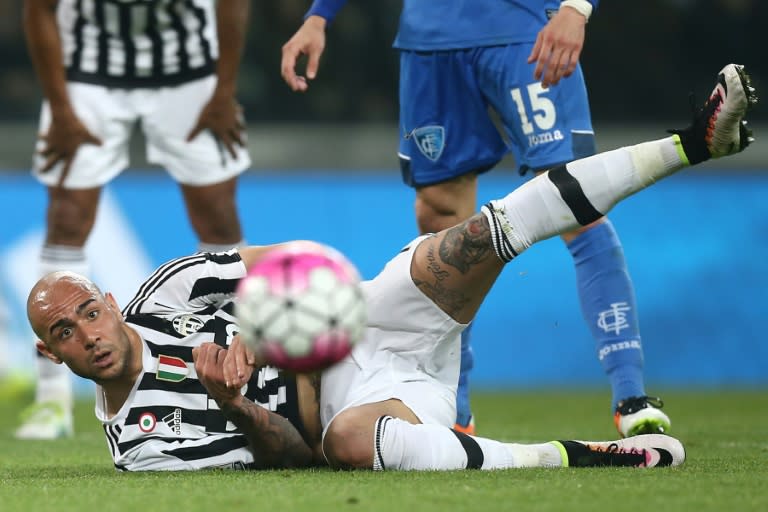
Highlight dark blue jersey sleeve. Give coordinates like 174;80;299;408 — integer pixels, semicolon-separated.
305;0;349;25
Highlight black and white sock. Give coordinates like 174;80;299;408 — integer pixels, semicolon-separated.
481;137;686;263
372;416;562;470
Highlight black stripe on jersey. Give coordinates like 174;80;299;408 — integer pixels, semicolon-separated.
104;424;119;456
70;0;87;74
165;0;190;73
116;434;196;455
146;0;164;78
162;436;250;462
125;406;207;429
221;301;235;316
124;254;208;316
188;277;240;302
128;313;185;339
118;1;136;77
94;0;109;76
547;165;604;225
185;0;214;69
144;339;193;360
204;251;244;265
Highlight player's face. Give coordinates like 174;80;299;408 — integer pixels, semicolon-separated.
32;279;137;384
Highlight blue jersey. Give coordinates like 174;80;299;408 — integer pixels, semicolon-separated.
306;0;599;50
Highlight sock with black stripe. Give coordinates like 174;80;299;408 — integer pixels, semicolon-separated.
372;416;562;470
481;136;686;263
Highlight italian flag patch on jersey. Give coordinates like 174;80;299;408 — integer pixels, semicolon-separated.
157;355;189;382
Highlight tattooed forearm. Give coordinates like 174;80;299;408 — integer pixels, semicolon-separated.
220;397;312;469
439;214;494;273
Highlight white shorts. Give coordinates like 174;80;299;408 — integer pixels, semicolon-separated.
321;236;467;433
32;76;251;189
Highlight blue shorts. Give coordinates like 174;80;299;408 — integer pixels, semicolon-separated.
398;45;596;187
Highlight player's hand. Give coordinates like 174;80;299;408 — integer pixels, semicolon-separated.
38;109;102;186
186;93;245;159
193;342;243;407
222;335;263;389
528;6;587;88
281;16;327;92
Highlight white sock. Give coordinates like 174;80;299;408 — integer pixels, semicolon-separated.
197;239;246;253
482;136;686;261
372;416;562;470
35;245;90;407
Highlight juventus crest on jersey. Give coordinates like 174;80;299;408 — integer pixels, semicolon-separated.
57;0;219;87
97;251;302;471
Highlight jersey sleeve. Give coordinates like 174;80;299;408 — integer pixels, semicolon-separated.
121;250;248;317
304;0;349;24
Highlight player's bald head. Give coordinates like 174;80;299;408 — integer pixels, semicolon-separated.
27;271;104;339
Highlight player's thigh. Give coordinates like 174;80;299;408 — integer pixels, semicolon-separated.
477;44;596;174
139;76;251;186
398;50;507;188
320;238;462;427
33;83;134;188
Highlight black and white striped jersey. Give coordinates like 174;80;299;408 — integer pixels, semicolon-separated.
57;0;218;88
97;250;302;472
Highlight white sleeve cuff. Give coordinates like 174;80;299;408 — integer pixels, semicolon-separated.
560;0;593;21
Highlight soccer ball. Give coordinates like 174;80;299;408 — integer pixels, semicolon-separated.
234;241;367;373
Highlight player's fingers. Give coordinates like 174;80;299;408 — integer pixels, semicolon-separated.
562;50;579;78
280;45;302;88
229;127;245;149
85;132;103;146
306;49;321;80
39;152;60;173
218;135;238;160
56;158;74;187
216;347;228;366
224;346;245;388
542;47;565;88
187;122;204;142
528;34;543;65
532;38;552;82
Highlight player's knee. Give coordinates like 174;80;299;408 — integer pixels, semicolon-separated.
415;180;476;234
322;408;375;470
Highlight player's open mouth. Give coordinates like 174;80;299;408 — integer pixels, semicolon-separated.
93;351;113;368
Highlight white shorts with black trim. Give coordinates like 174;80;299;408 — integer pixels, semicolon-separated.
33;75;250;189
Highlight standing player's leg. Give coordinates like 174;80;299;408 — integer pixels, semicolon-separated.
141;76;250;253
17;83;133;440
483;45;668;436
398;49;509;434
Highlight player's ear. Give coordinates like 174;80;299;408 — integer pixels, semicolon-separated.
104;292;123;319
36;340;62;364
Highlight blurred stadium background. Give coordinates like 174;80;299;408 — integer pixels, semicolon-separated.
0;0;766;393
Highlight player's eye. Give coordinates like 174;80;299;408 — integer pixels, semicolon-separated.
59;327;73;340
87;309;100;319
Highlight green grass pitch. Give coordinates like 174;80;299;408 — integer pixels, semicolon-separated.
1;389;766;511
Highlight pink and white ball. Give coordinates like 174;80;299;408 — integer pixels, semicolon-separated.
235;242;367;373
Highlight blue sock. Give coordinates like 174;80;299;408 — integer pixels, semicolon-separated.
456;324;474;427
566;220;645;411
